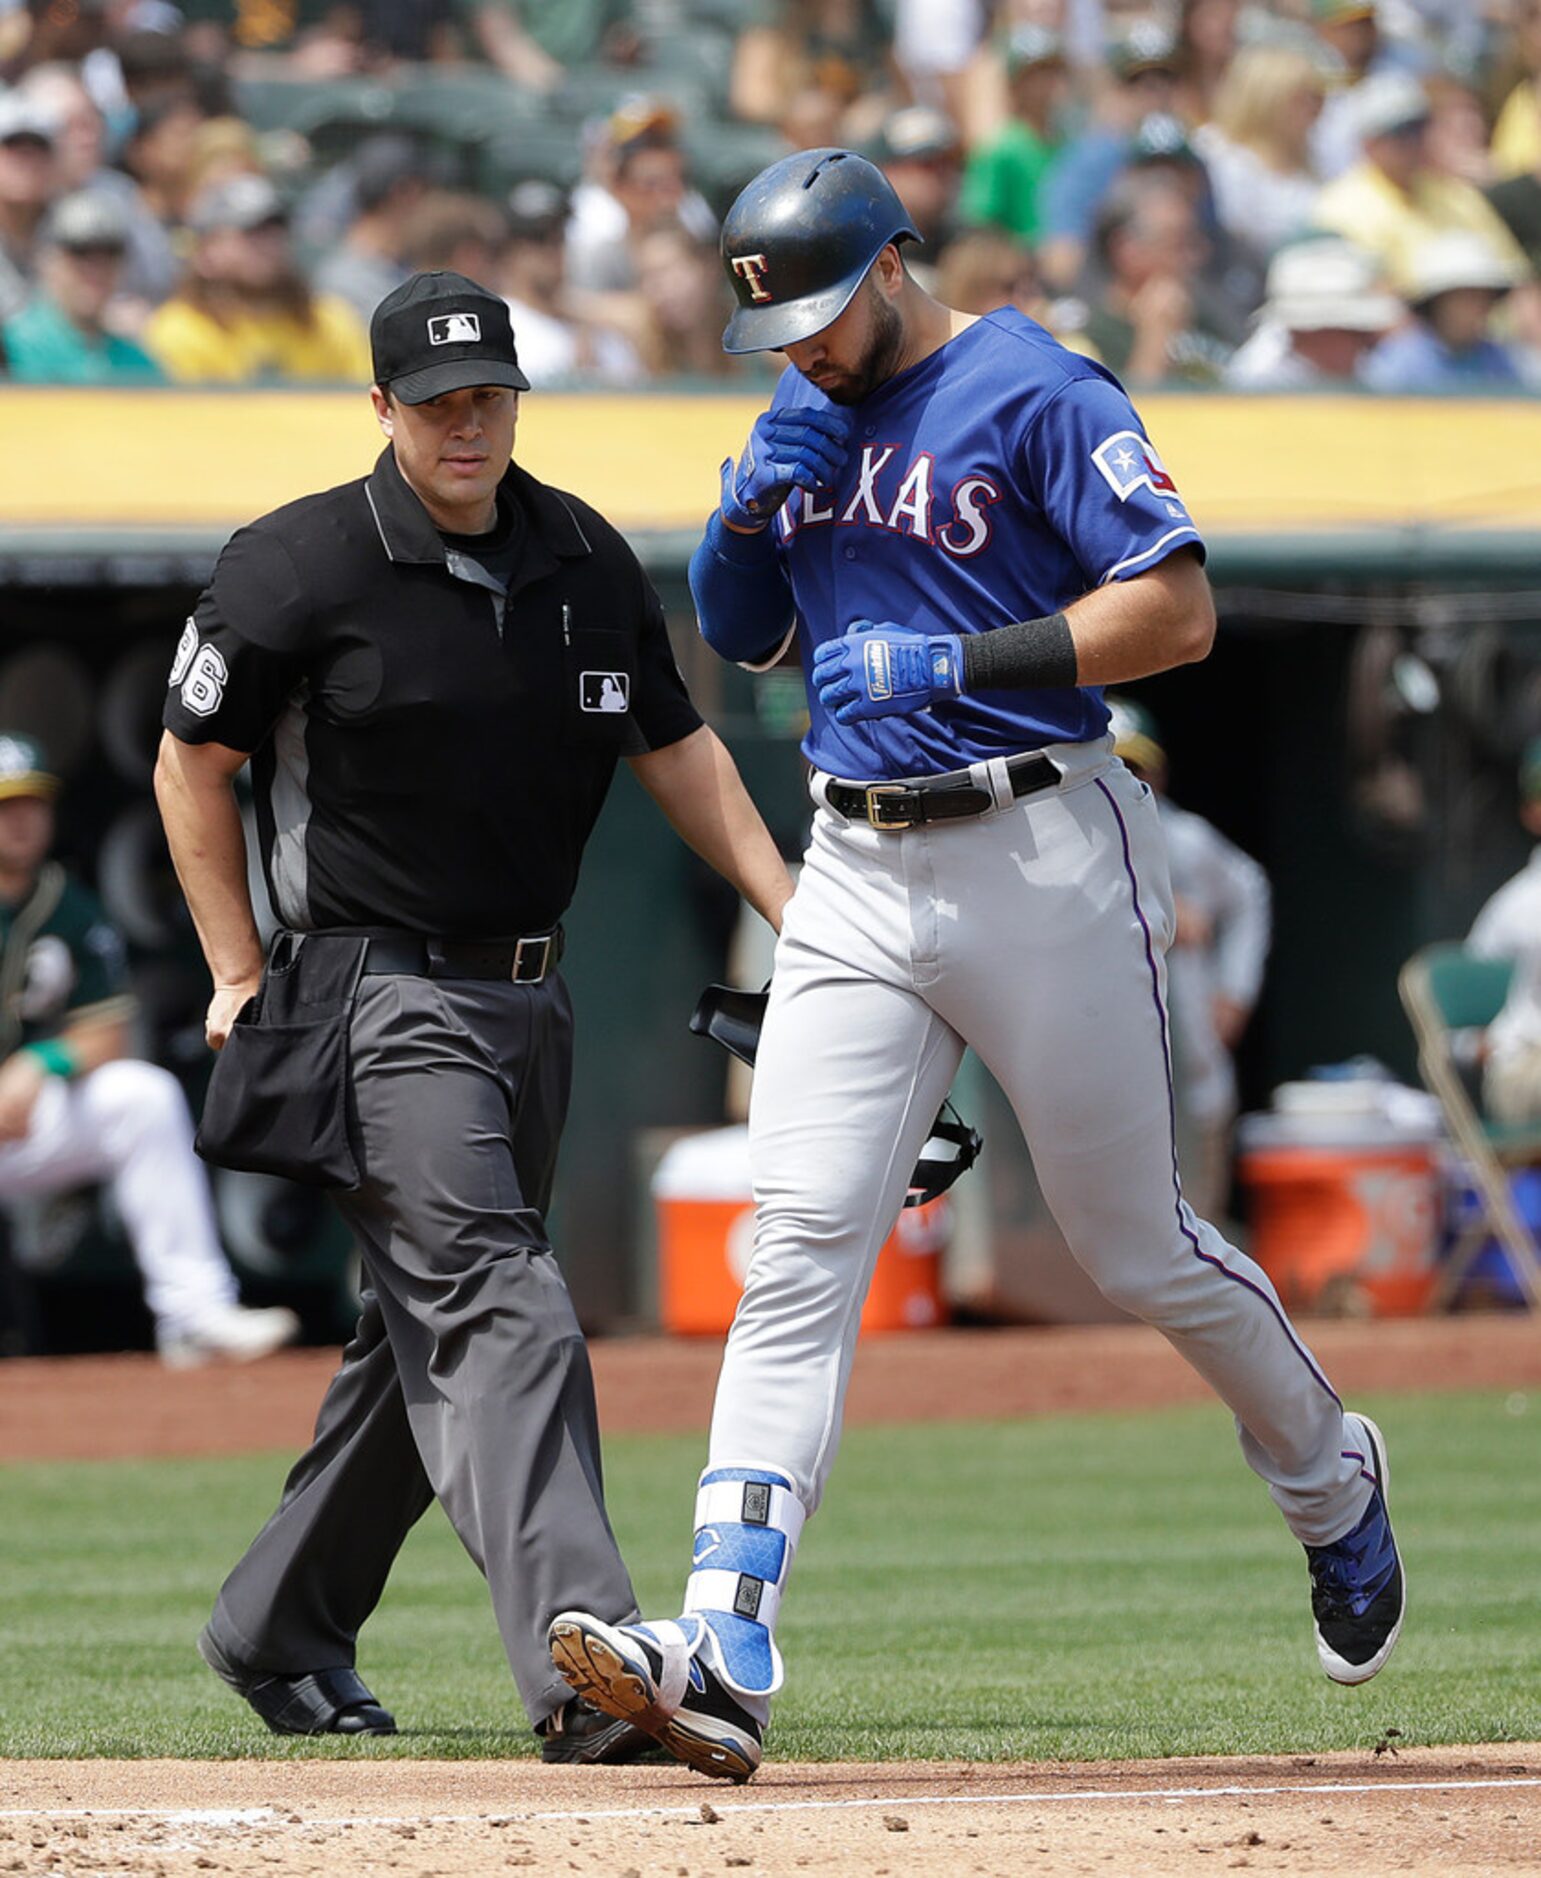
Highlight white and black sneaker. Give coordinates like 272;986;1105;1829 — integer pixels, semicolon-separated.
548;1611;763;1782
1305;1415;1405;1685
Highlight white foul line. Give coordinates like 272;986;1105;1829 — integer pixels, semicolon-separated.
3;1776;1540;1829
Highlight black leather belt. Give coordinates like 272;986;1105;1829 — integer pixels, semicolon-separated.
824;751;1061;830
350;927;564;985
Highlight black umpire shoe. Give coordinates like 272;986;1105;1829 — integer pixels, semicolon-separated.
198;1625;397;1736
537;1695;661;1764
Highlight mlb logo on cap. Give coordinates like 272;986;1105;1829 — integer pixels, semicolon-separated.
370;271;529;403
429;312;481;345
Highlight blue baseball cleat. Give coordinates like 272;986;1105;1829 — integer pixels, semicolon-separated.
548;1611;764;1782
1305;1415;1404;1685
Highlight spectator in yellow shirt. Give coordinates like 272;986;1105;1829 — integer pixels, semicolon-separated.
1491;2;1541;182
146;174;371;384
1314;72;1530;296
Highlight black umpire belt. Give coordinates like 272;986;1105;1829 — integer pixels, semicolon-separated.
823;751;1060;831
352;927;564;985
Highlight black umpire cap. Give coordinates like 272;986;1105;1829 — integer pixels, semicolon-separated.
370;270;530;403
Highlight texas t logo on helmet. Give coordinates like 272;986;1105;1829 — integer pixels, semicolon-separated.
717;148;919;354
730;255;773;302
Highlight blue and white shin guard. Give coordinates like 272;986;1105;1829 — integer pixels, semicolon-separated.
684;1465;806;1708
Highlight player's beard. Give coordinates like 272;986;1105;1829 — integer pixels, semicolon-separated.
810;286;905;405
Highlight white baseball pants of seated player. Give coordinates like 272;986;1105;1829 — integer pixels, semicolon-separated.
0;1058;240;1340
709;739;1372;1550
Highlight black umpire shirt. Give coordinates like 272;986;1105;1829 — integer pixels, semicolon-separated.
163;447;702;936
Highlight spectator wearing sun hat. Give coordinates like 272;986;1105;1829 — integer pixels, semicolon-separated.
1;189;164;382
1224;235;1402;388
1362;230;1528;390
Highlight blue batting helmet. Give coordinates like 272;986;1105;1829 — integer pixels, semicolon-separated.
719;148;919;355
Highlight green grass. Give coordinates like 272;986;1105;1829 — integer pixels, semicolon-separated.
1;1389;1537;1761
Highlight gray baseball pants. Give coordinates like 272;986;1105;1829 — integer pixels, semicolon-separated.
711;743;1372;1547
205;971;638;1725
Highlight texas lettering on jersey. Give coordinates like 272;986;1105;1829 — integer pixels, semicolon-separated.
776;446;1003;558
776;433;1188;559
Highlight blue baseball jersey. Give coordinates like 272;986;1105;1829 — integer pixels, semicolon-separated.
766;307;1206;780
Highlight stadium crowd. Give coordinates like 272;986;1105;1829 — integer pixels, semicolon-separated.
0;0;1539;390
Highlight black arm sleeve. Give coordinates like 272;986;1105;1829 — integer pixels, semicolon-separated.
960;611;1077;692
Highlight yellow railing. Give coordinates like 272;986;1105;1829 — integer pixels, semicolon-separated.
2;387;1538;537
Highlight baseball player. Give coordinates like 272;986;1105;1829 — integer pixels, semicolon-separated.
1107;697;1271;1223
0;733;297;1365
549;150;1403;1780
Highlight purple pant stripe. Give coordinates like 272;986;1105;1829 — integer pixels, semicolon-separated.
1094;777;1341;1408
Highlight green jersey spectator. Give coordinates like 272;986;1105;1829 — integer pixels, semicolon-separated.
961;24;1068;243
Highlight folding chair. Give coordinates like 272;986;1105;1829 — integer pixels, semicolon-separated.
1398;942;1541;1309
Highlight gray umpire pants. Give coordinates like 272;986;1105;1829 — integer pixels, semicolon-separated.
205;970;638;1726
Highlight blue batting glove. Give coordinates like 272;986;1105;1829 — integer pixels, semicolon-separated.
811;621;966;724
720;405;853;530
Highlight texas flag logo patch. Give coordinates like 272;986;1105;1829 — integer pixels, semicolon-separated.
1091;430;1179;503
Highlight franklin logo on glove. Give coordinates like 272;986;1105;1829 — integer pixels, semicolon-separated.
813;621;964;724
862;640;893;700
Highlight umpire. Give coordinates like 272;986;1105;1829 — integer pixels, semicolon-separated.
154;270;793;1758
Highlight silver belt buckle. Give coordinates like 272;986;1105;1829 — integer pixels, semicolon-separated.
511;934;553;983
864;782;914;831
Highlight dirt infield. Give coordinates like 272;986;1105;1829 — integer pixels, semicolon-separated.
2;1314;1539;1462
4;1316;1538;1874
4;1745;1540;1875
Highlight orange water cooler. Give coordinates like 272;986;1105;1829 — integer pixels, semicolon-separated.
1236;1112;1442;1316
652;1126;948;1335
